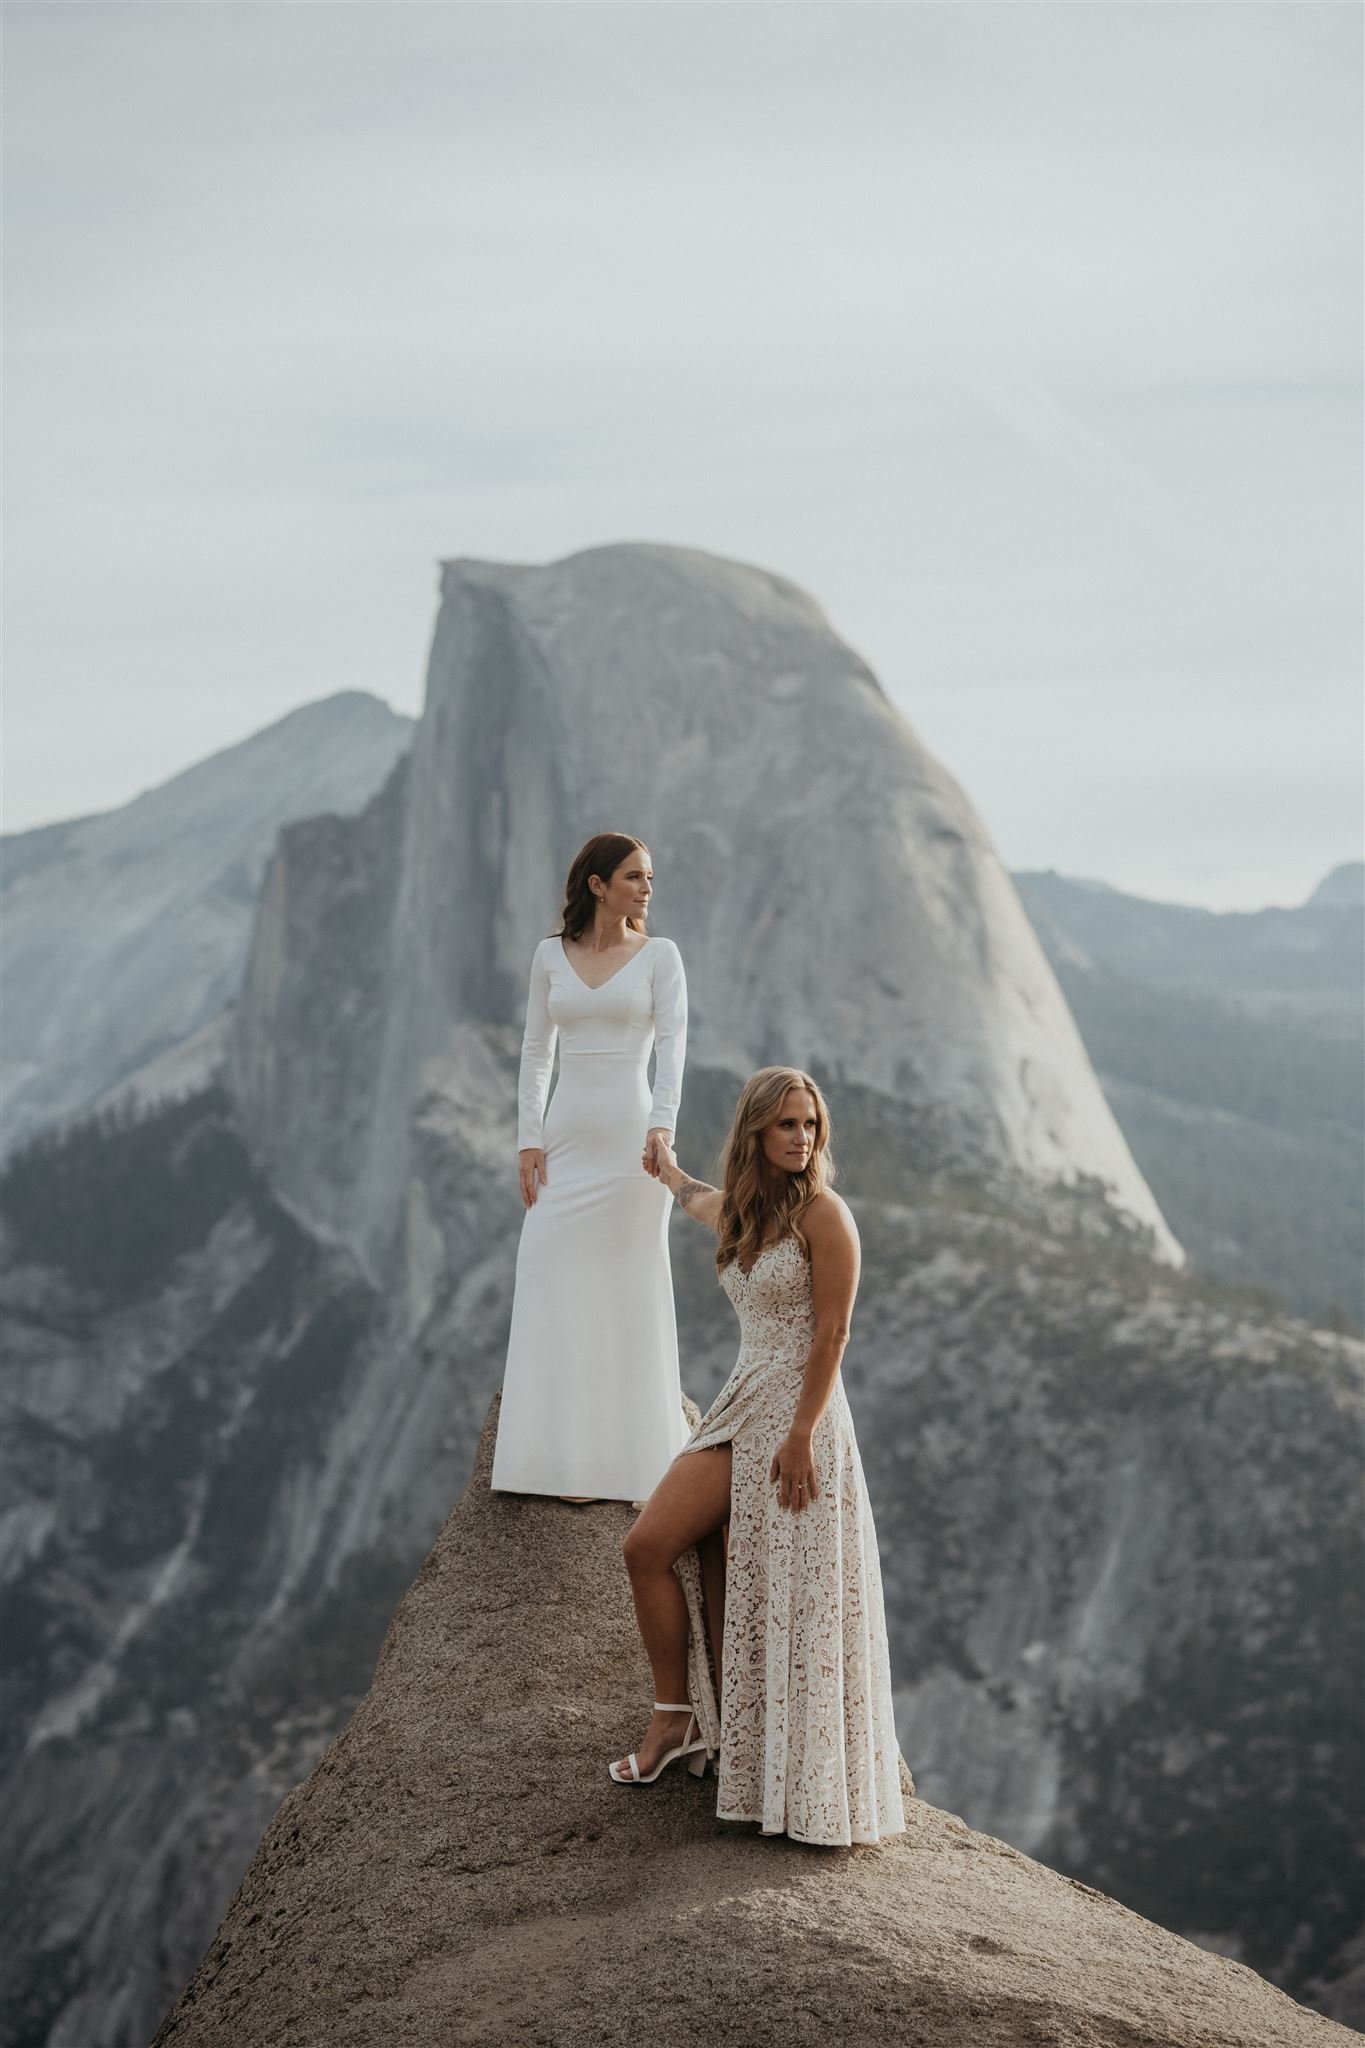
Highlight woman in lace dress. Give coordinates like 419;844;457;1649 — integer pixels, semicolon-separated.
490;833;689;1504
607;1067;906;1847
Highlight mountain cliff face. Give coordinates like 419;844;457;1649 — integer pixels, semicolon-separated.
0;691;412;1160
3;1066;1358;2047
0;1092;392;2048
228;545;1179;1273
1014;867;1364;1021
151;1407;1354;2048
1309;864;1365;910
4;546;1360;2046
1014;870;1364;1327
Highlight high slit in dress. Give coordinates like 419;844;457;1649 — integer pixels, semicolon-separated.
674;1231;907;1846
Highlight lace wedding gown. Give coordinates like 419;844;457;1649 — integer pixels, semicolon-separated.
490;934;690;1501
675;1232;906;1846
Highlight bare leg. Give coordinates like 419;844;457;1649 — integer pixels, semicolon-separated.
612;1444;732;1779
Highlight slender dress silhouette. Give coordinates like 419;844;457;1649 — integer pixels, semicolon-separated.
491;934;690;1501
675;1231;906;1845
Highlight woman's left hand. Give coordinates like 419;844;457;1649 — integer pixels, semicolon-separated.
769;1431;819;1513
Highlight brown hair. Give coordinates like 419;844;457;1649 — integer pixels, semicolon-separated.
714;1067;835;1273
555;833;649;943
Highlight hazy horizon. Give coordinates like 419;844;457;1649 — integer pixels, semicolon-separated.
4;662;1357;917
5;3;1361;911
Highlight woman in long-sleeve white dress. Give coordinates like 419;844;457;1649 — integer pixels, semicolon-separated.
490;832;690;1503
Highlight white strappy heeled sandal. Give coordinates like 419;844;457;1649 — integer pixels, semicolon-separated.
607;1701;710;1784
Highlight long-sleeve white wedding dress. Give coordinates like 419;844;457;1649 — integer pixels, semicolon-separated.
490;934;690;1501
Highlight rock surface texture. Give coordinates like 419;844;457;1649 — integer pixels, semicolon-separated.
5;1072;1358;2048
153;1407;1351;2048
228;544;1179;1270
0;690;412;1159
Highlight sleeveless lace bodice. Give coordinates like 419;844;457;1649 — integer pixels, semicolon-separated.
719;1233;815;1373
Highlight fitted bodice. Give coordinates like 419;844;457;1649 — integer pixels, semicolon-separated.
516;934;688;1152
720;1232;816;1370
547;940;663;1060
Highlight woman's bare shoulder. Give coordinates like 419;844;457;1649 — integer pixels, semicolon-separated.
794;1189;857;1251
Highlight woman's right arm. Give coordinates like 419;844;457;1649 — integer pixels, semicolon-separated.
649;1134;723;1231
517;942;557;1207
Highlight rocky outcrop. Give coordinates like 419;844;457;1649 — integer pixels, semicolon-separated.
0;691;412;1160
153;1406;1352;2048
229;545;1179;1272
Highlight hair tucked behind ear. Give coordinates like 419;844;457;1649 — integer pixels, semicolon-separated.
714;1067;834;1274
556;833;648;942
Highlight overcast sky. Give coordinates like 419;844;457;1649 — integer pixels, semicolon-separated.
5;1;1361;908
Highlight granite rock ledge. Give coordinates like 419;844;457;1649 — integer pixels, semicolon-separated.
153;1403;1351;2048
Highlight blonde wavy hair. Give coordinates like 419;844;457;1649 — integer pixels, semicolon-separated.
714;1066;835;1274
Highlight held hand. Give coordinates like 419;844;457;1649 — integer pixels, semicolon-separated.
518;1148;548;1209
642;1128;675;1178
769;1431;819;1514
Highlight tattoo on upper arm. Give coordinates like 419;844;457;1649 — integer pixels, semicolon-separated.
676;1176;710;1211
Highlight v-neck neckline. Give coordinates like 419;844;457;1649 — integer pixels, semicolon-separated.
558;935;654;993
736;1233;800;1280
